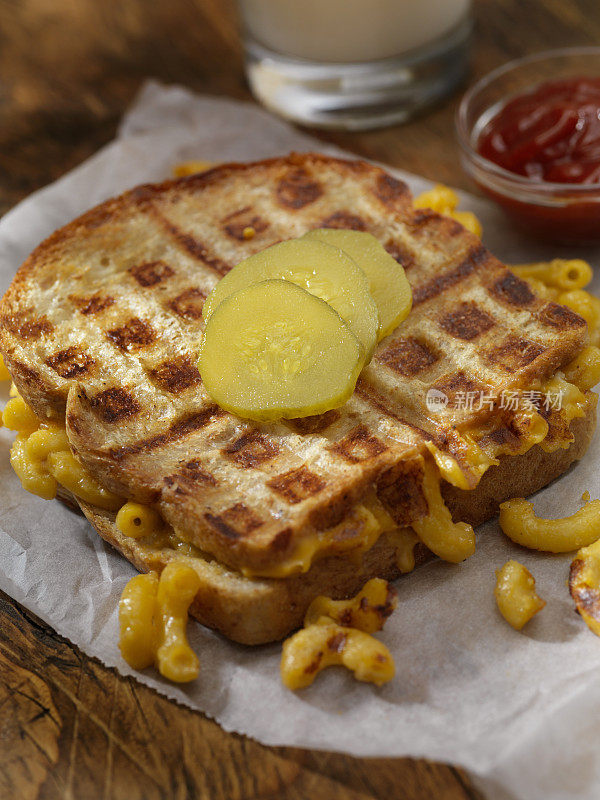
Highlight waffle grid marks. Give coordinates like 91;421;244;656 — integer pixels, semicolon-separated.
0;154;588;572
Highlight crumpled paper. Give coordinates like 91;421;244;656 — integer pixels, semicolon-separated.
1;81;600;800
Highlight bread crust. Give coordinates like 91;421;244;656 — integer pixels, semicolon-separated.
77;398;596;644
443;392;598;526
1;152;596;643
0;153;590;576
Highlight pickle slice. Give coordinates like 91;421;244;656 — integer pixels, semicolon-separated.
203;238;378;363
199;279;362;421
304;229;412;340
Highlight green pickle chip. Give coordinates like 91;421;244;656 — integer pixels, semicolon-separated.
199;279;363;421
303;229;412;340
202;238;378;362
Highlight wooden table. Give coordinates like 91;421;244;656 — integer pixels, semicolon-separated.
1;1;599;797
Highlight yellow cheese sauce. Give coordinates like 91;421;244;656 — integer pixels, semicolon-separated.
3;393;121;510
241;496;386;579
3;356;595;578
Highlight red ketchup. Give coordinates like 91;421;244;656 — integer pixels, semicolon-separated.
475;76;600;243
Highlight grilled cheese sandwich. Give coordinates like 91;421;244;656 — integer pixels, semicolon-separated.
0;153;597;644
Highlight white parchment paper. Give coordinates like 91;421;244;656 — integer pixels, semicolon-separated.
2;81;600;800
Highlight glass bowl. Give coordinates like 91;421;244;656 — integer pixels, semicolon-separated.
456;47;600;245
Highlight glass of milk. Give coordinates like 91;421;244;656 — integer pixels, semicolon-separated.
237;0;473;130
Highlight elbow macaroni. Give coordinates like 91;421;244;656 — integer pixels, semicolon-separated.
281;578;397;690
25;426;70;459
499;497;600;553
117;502;164;539
47;450;121;510
511;259;592;292
411;459;475;563
569;538;600;637
119;561;201;682
413;184;483;237
4;389;121;509
5;391;200;682
304;578;397;632
494;560;545;630
155;562;202;683
119;572;159;670
280;619;395;690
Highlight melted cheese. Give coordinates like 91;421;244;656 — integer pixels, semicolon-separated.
411;458;475;563
0;354;10;382
243;533;322;579
505;405;549;455
4;391;399;578
3;391;121;510
430;367;594;484
564;346;600;392
241;500;384;579
6;373;591;578
385;528;419;573
425;434;498;491
539;375;588;453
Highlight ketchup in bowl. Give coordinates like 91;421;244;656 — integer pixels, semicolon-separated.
457;50;600;245
478;77;600;185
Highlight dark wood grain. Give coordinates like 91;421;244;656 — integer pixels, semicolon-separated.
0;591;479;800
0;1;597;797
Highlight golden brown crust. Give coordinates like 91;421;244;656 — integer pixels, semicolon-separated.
443;393;598;526
0;152;590;576
77;397;596;644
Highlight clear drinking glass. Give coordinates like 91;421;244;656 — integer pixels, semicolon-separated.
237;0;473;131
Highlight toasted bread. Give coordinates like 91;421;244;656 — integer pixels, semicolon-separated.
73;397;596;644
0;154;591;581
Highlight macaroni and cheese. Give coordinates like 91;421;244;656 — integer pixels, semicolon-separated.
494;560;545;630
499;497;600;553
304;578;397;632
569;538;600;637
281;618;395;690
411;459;475;563
117;502;164;539
119;561;201;682
413;184;483;238
3;389;121;509
281;578;397;689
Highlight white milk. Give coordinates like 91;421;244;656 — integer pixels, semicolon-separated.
239;0;471;63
